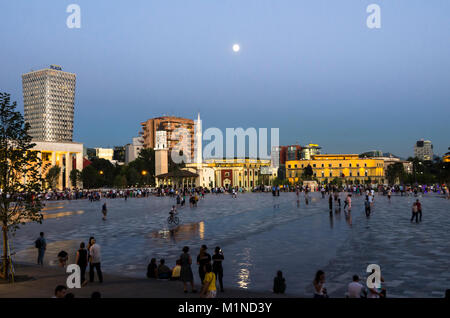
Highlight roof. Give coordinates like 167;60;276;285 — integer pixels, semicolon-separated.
156;170;199;178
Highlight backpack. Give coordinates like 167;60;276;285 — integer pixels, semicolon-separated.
35;238;42;249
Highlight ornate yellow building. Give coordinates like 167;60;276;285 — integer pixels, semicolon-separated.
286;154;385;184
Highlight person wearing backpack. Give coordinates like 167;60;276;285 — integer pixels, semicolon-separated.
35;232;47;266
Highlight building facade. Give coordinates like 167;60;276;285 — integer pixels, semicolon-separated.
140;116;195;160
32;141;84;189
94;148;114;161
286;154;385;184
414;139;433;161
301;144;321;160
201;158;271;189
125;137;144;164
22;65;76;142
113;146;125;163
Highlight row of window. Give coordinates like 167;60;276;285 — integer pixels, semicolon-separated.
290;171;370;177
288;163;383;169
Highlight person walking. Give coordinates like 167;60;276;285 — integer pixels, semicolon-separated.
212;246;224;292
75;242;88;286
416;199;422;222
89;237;103;283
364;197;371;217
411;202;419;223
196;245;211;283
101;203;107;220
180;246;197;293
35;232;47;266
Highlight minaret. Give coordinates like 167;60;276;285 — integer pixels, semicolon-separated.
194;113;203;165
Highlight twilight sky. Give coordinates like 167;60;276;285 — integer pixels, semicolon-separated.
0;0;449;158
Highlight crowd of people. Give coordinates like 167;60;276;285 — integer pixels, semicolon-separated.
146;245;224;298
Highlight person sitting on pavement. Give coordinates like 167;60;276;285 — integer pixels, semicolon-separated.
157;259;172;279
170;259;181;281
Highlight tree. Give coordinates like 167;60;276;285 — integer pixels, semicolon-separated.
386;162;405;184
113;174;127;188
69;169;82;188
129;148;155;186
126;167;139;187
45;166;61;190
81;165;98;189
0;93;45;280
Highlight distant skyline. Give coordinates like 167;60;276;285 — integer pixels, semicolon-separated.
1;1;449;158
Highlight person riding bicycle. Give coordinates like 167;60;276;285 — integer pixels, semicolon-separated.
169;205;177;219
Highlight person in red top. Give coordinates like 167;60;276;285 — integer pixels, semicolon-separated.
416;199;422;222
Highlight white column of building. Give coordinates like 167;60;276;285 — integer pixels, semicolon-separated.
66;152;72;189
75;152;83;188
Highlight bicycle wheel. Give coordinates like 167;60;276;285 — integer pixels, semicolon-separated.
174;217;179;225
167;216;173;224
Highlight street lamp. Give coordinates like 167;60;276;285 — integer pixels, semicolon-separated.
99;170;104;175
141;170;147;176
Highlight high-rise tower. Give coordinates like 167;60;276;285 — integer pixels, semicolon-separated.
22;65;76;142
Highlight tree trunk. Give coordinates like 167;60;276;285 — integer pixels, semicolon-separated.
1;224;8;280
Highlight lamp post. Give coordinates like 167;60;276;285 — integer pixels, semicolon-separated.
141;170;148;186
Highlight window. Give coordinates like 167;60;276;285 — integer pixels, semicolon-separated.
288;165;291;168
313;164;316;167
339;163;342;167
321;164;324;167
294;164;297;168
329;172;332;177
349;163;352;167
349;172;353;177
329;164;332;167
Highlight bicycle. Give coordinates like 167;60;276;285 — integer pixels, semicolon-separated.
167;214;179;225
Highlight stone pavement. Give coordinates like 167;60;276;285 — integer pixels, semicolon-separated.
0;263;286;298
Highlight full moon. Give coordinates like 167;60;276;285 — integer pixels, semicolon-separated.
232;44;240;52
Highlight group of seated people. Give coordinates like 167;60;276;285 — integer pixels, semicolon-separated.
146;258;181;280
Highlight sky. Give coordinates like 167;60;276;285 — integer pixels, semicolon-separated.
0;0;449;158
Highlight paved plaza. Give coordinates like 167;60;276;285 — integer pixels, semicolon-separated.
8;192;450;297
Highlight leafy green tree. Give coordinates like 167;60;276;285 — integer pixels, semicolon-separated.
114;174;127;188
81;165;98;189
386;162;405;184
45;166;61;189
69;169;82;188
0;93;45;280
129;148;155;186
90;158;115;187
126;167;139;186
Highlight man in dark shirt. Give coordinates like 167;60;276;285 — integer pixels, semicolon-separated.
36;232;47;266
157;259;172;279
